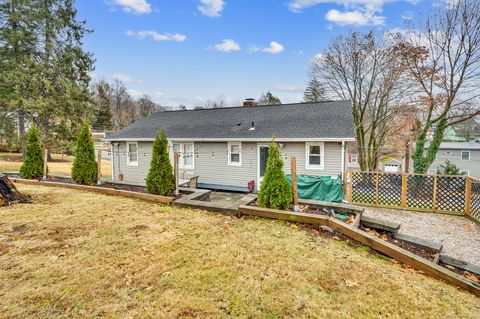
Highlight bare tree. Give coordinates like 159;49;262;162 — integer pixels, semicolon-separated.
394;0;480;173
111;79;130;129
137;94;162;118
312;31;409;171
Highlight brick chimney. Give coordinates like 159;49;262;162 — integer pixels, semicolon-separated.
243;98;257;107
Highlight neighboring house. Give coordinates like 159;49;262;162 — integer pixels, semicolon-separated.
427;142;480;178
105;100;355;191
380;157;402;173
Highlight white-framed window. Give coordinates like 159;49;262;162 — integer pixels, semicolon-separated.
428;169;437;175
126;142;138;166
461;170;470;176
228;142;242;166
350;154;358;164
306;142;324;170
172;142;195;169
461;151;470;161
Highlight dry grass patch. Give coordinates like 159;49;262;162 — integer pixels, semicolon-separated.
0;152;111;177
0;185;479;318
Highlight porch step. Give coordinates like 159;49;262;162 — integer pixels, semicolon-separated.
395;232;443;253
360;215;401;235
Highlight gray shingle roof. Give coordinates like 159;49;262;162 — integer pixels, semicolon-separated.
106;100;354;141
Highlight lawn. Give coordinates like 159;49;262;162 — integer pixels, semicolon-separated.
1;185;479;318
0;152;111;177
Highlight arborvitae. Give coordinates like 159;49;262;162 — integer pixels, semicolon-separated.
19;126;44;179
258;136;292;210
71;122;97;185
146;130;175;195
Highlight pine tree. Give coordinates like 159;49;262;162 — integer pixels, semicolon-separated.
146;130;175;195
92;81;113;130
19;126;44;179
304;77;326;102
71;122;97;185
258;136;292;210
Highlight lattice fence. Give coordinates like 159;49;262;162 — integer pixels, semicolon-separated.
471;178;480;222
407;175;434;210
346;171;477;216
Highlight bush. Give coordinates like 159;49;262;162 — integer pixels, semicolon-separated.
258;137;292;210
439;160;460;175
146;130;175;195
19;126;44;179
71;122;98;185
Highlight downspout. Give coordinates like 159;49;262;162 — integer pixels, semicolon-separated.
341;141;345;177
111;142;115;182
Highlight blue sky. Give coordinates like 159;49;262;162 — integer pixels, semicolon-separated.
75;0;446;107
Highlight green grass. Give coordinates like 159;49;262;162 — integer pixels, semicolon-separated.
0;185;479;318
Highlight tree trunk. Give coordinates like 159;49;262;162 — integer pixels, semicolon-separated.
0;174;31;206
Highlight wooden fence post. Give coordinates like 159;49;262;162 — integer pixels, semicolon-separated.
42;149;48;181
291;156;299;212
97;150;102;185
432;175;438;213
173;152;179;196
401;174;408;209
375;172;379;207
465;176;472;215
347;171;353;203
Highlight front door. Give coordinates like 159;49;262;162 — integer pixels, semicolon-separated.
258;145;269;188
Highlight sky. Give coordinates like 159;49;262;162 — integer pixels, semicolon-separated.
75;0;449;108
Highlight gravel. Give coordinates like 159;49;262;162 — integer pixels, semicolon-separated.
363;207;480;266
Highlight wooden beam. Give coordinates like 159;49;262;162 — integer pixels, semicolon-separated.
42;149;48;181
375;172;379;207
347;171;353;203
291;156;299;211
173;152;179;196
432;175;438;213
97;150;102;185
401;175;408;209
12;178;174;205
465;176;472;215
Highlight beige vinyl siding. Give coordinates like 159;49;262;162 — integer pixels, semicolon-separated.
111;141;345;187
194;142;257;187
280;142;343;177
429;149;480;178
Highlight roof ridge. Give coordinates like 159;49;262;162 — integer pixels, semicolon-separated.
161;100;346;114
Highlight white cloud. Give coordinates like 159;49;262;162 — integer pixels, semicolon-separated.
288;0;416;26
112;73;142;83
110;0;152;14
198;0;225;17
126;30;187;42
326;9;385;26
251;41;285;54
273;85;305;93
212;39;241;52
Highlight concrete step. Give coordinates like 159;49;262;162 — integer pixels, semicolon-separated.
395;232;443;253
440;255;480;276
360;215;401;235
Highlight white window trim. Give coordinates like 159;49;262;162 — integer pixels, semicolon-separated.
305;142;324;170
228;142;242;166
173;142;195;170
461;170;470;176
460;150;470;161
126;142;138;166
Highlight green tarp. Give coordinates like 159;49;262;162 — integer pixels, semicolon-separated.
286;175;344;203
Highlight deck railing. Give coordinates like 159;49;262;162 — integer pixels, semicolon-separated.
345;171;480;222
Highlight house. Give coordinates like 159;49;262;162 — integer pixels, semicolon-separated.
105;100;355;192
427;142;480;177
